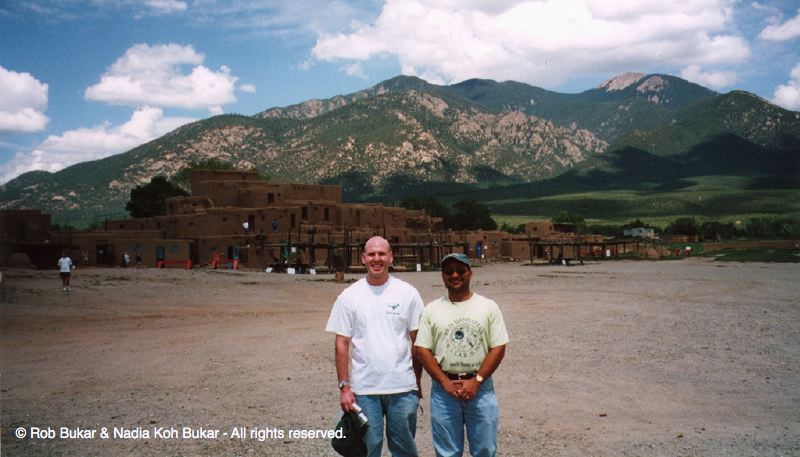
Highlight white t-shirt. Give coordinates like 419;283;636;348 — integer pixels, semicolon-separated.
58;256;73;273
325;276;424;395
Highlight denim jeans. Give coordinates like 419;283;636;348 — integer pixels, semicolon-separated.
355;390;420;457
430;378;498;457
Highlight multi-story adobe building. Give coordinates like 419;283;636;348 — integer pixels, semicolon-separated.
70;169;456;270
4;170;639;270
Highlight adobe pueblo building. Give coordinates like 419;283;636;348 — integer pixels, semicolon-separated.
72;169;455;271
10;170;644;270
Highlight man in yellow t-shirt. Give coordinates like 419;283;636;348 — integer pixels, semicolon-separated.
415;253;509;457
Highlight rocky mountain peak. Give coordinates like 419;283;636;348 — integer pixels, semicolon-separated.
599;72;646;92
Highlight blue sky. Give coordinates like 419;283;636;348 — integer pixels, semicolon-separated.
1;0;799;184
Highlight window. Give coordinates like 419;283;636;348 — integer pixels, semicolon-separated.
290;214;296;229
268;193;274;205
324;208;330;222
302;207;308;220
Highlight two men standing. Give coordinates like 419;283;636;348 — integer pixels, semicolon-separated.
327;239;509;457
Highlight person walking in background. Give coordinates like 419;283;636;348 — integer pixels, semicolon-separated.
58;252;74;292
415;253;509;457
326;236;425;457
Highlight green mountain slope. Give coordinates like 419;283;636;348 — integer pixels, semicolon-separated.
1;72;796;227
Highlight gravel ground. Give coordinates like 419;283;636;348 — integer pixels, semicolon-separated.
1;258;799;456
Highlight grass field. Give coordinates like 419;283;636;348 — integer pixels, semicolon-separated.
708;248;800;263
483;175;800;228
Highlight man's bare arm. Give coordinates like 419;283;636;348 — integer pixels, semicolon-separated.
458;344;506;399
335;334;356;411
410;330;424;398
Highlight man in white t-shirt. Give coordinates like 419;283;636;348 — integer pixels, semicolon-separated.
326;236;425;457
415;253;509;457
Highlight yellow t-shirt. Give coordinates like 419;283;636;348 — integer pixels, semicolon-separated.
415;292;509;373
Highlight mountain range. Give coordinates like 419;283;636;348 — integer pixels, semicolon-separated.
1;72;798;227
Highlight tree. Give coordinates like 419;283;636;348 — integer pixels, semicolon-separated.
400;195;449;219
624;218;648;229
553;211;586;233
126;176;188;218
700;221;739;241
665;217;699;236
446;200;498;230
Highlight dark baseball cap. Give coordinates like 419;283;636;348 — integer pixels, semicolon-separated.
441;253;471;269
331;411;367;457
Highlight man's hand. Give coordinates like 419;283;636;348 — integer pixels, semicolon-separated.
457;379;480;400
441;380;463;399
340;385;356;412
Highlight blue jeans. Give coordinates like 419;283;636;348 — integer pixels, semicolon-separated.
430;378;498;457
356;390;420;457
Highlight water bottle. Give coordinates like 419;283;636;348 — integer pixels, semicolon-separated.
351;403;369;426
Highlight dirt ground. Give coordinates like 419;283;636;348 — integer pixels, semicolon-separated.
1;258;799;456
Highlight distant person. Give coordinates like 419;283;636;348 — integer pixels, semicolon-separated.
122;252;131;268
81;250;89;266
415;253;509;457
135;252;142;269
325;236;425;457
58;252;74;292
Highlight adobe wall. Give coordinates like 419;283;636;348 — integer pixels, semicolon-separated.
103;218;161;232
165;197;213;215
190;178;343;209
460;230;509;260
69;234;193;267
0;209;52;243
523;221;555;236
157;207;303;239
189;169;262;190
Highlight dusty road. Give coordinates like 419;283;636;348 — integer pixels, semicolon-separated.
2;258;799;456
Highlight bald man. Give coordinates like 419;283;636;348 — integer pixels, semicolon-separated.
326;236;425;457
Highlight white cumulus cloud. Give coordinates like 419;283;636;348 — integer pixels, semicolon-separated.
146;0;188;14
239;83;257;93
771;63;800;111
85;43;238;114
0;107;195;184
680;65;737;89
312;0;751;87
0;65;49;132
759;9;800;41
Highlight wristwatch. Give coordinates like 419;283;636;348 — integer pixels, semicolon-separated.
338;380;350;390
475;374;484;383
